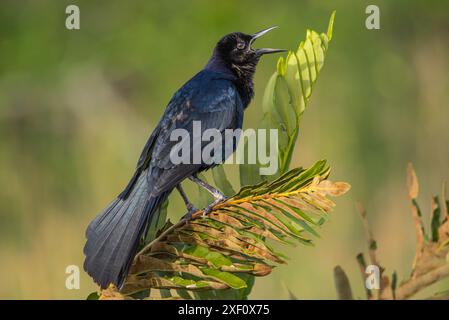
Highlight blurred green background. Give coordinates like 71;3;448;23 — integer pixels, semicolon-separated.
1;0;448;299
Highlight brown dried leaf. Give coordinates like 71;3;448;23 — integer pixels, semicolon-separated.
315;180;351;197
407;163;419;199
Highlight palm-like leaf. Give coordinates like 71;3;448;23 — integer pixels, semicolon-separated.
100;160;350;299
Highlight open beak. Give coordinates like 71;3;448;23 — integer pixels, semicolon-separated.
250;26;287;55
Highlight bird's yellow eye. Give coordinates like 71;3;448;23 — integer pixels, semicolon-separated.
236;42;245;50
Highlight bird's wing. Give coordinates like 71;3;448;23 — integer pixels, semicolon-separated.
148;76;243;194
136;125;161;171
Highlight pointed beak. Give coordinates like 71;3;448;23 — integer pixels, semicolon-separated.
251;26;279;42
250;26;287;56
255;48;287;55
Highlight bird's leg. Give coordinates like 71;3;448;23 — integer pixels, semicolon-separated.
176;184;198;220
189;175;227;216
189;175;226;200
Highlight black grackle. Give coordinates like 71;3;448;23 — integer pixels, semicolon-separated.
83;27;285;289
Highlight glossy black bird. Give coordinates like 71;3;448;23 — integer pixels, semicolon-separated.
83;27;285;289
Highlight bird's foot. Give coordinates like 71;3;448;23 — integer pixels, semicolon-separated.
182;204;199;221
202;194;228;217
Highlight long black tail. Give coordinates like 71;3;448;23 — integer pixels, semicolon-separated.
83;173;167;289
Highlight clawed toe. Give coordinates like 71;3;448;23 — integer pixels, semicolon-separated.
202;206;212;217
182;206;198;220
181;195;228;220
201;196;228;217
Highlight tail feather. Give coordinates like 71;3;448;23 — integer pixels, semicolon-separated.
83;173;167;289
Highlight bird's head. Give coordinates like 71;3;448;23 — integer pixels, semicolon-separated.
208;27;285;77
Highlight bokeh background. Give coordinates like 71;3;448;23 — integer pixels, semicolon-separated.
1;0;448;299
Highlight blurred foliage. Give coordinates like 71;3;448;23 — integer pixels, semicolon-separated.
334;164;449;300
1;0;449;299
